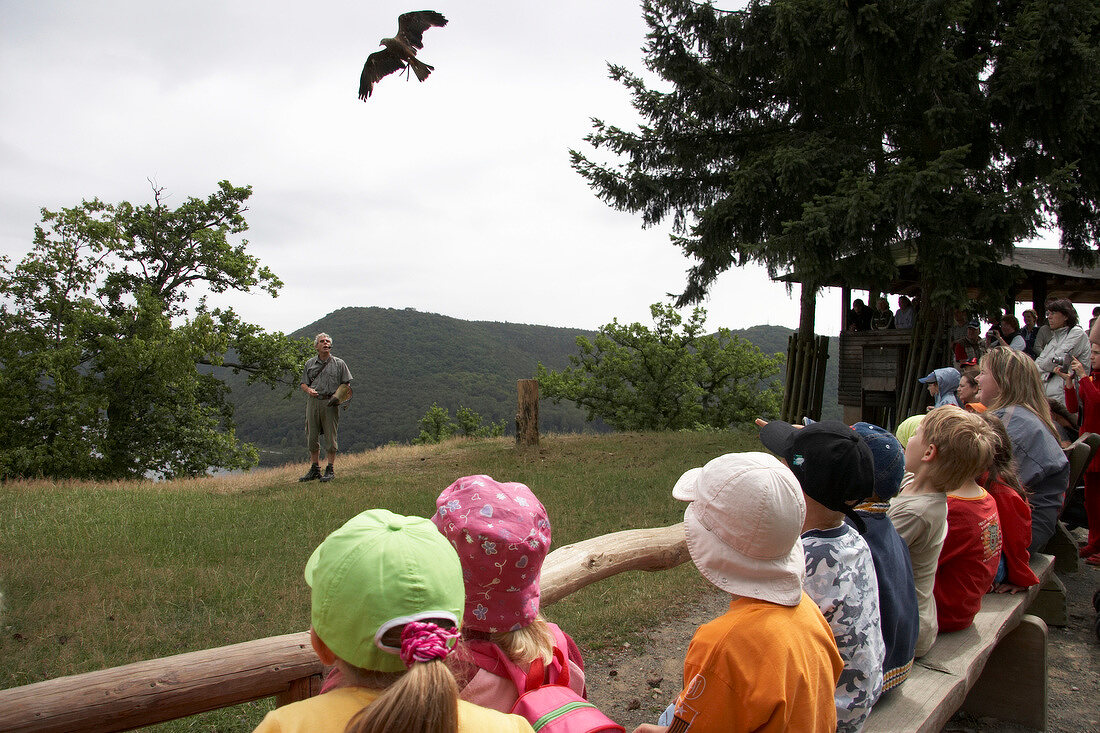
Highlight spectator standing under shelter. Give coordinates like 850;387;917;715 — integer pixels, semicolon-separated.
1035;298;1090;408
894;296;916;330
849;299;873;332
996;314;1027;351
299;332;353;483
1021;309;1041;357
872;298;895;330
953;319;988;369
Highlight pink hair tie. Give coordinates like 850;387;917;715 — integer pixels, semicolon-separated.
399;621;460;668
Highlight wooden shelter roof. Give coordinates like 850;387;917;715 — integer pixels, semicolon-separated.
780;246;1100;302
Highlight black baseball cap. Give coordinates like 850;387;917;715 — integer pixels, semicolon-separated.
758;420;875;532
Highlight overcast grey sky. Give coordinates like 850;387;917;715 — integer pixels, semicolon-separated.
1;1;1080;339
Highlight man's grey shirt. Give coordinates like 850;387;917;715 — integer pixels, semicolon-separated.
301;355;352;396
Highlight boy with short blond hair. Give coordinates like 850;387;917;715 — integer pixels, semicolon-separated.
929;410;1002;632
889;406;999;655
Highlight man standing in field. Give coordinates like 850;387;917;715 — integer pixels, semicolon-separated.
299;332;352;483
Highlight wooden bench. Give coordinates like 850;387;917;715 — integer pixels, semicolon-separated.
0;524;1056;733
864;552;1055;732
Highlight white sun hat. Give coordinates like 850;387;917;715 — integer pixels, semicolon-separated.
681;452;807;606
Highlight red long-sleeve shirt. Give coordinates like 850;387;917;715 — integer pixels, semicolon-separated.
1065;373;1100;474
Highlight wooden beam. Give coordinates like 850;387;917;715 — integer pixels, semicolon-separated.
0;633;322;733
540;523;689;605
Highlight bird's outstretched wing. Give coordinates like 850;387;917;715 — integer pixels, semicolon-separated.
396;10;448;49
359;50;405;100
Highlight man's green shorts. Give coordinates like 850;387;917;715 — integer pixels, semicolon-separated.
305;397;340;454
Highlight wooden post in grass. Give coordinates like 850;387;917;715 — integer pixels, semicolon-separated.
516;379;539;447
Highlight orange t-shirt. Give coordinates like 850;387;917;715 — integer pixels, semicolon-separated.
669;594;843;733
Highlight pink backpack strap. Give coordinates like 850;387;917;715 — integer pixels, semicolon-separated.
545;622;586;697
526;645;569;690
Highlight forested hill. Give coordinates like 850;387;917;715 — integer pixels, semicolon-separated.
225;307;600;464
224;307;838;466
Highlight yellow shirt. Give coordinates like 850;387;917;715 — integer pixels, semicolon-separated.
253;686;535;733
670;594;843;733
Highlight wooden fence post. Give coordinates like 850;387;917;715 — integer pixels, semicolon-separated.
516;379;539;447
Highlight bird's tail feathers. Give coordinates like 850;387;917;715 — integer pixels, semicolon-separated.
409;58;434;82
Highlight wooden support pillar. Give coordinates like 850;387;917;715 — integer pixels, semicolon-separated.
1028;573;1068;627
960;614;1047;731
516;379;539;447
1032;272;1048;317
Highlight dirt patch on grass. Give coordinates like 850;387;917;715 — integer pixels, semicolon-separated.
584;558;1099;732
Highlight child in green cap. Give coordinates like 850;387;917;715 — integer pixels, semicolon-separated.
253;508;534;733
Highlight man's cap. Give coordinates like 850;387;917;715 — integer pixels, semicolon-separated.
917;371;938;384
758;420;875;531
851;422;905;501
680;452;806;606
306;509;464;673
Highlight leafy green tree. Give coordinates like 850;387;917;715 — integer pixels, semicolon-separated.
572;0;1100;324
414;404;505;444
0;181;311;480
414;403;457;444
456;406;506;438
536;303;782;430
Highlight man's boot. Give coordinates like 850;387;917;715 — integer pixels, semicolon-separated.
299;463;322;482
319;464;335;483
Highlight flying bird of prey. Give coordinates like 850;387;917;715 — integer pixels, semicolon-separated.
358;10;448;101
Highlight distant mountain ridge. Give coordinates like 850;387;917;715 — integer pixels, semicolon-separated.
224;307;838;465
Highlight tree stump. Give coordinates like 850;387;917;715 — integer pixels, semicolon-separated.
516;379;539;447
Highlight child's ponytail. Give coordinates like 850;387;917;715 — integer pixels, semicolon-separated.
344;621;461;733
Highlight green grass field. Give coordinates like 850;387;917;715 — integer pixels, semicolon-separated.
0;429;760;731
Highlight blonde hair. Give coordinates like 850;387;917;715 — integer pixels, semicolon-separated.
919;406;995;492
343;620;460;733
490;615;555;666
979;348;1060;438
344;660;458;733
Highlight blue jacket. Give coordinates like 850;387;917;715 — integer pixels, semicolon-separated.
849;503;919;692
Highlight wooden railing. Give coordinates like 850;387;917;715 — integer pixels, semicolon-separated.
0;524;690;733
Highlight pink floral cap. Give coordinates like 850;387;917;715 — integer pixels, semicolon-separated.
431;475;551;633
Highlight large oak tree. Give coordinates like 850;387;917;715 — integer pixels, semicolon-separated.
0;181;311;479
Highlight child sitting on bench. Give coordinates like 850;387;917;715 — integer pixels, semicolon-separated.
930;409;1003;632
849;422;919;693
430;475;587;711
759;420;886;733
636;452;843;733
979;413;1040;593
252;509;534;733
888;413;947;657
